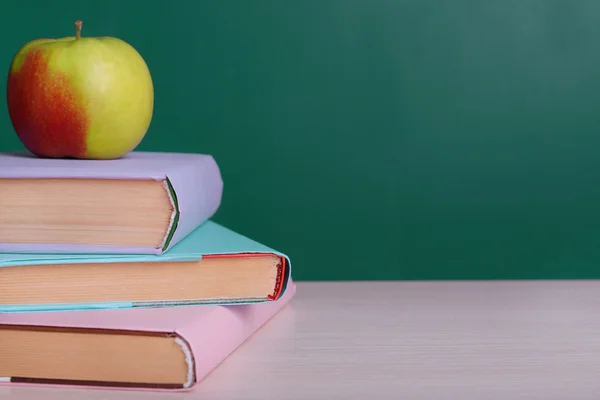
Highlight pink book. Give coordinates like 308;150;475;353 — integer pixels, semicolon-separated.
0;151;223;255
0;280;295;391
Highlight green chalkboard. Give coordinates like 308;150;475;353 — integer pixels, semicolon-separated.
2;0;600;280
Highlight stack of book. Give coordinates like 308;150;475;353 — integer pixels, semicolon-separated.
0;151;294;391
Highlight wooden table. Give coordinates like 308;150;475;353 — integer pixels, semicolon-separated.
2;280;600;399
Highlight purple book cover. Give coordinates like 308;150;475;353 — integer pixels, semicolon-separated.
0;151;223;255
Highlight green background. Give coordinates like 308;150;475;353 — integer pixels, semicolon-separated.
2;0;600;280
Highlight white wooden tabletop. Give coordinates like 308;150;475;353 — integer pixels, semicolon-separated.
2;280;600;399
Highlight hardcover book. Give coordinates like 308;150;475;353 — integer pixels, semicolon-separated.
0;280;296;391
0;221;291;312
0;151;223;255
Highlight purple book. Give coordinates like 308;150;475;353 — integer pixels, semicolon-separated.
0;151;223;255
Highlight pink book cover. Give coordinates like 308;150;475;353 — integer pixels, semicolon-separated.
0;280;296;392
0;150;223;255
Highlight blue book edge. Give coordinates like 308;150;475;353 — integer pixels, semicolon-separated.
0;220;292;313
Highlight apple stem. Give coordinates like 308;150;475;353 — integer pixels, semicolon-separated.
75;20;83;39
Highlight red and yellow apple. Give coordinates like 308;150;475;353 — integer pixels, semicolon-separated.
6;20;154;159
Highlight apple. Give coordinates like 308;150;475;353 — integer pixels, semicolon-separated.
6;20;154;159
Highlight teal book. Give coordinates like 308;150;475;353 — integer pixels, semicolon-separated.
0;221;291;313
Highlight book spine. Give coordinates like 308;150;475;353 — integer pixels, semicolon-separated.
178;281;296;388
162;156;223;253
